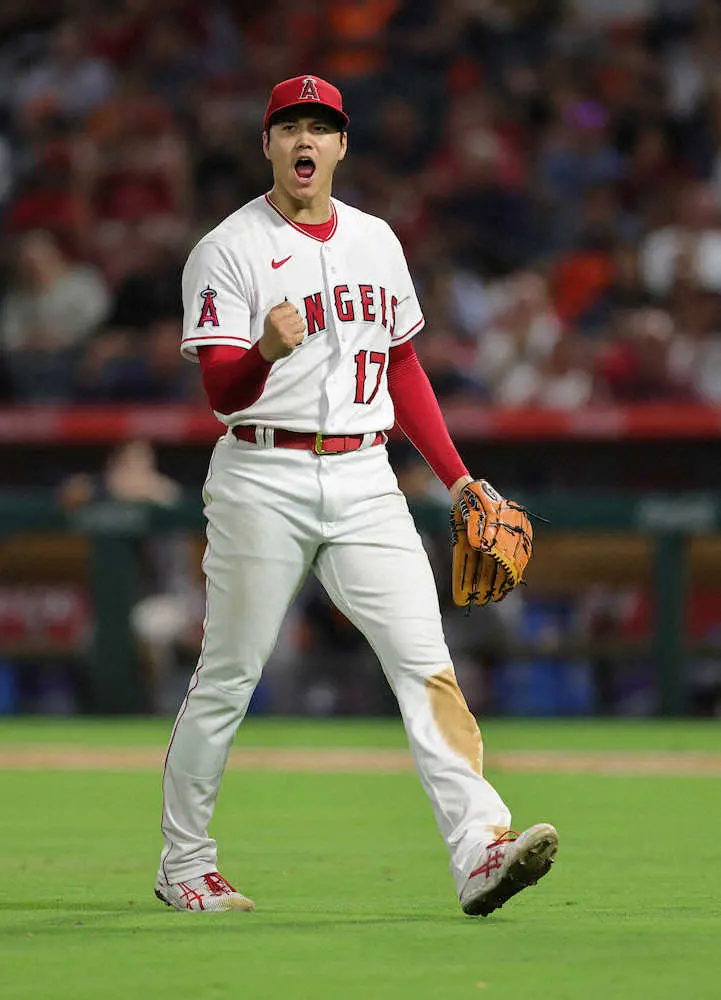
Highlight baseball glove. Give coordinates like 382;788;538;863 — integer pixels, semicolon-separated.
450;480;533;608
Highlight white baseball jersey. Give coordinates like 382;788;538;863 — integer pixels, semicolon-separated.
180;194;424;434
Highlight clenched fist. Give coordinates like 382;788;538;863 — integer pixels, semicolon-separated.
259;301;306;361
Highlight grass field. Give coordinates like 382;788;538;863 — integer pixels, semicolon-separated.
1;718;720;1000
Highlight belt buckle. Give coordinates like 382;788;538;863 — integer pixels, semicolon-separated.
314;432;344;455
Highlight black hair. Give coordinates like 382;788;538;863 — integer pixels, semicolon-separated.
267;104;346;133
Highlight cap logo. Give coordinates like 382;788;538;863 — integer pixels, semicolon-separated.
298;76;320;102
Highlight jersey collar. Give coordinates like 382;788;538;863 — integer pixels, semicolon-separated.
264;193;338;243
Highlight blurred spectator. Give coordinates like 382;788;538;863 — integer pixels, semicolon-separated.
13;19;115;120
84;1;150;68
321;0;401;146
81;65;191;281
104;239;183;331
669;287;721;403
595;307;696;402
415;329;483;402
663;1;721;126
77;316;195;403
188;79;265;238
59;439;202;713
387;0;460;111
446;267;495;341
5;133;90;247
103;438;181;506
323;0;397;81
0;229;109;351
0;229;110;400
534;337;593;409
538;100;622;212
551;186;619;332
370;96;430;177
141;17;199;112
427;91;537;271
475;271;562;405
639;181;721;297
620;125;690;220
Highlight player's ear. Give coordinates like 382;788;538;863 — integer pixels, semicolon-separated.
338;131;348;162
262;130;271;160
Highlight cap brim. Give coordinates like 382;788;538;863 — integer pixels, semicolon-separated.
265;102;349;131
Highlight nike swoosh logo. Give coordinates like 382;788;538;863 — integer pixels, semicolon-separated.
271;255;292;269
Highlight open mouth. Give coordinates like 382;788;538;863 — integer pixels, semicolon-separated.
294;157;316;181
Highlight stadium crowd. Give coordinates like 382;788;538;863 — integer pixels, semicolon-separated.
1;0;721;409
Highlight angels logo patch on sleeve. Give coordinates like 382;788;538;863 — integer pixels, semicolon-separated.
197;286;220;327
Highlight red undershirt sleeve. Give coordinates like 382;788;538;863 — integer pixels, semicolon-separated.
388;340;469;490
197;343;273;414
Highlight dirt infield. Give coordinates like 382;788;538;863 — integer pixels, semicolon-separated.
1;745;721;776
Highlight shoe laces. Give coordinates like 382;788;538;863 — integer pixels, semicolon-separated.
487;829;518;849
204;872;236;895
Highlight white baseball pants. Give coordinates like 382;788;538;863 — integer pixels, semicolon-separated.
158;432;511;894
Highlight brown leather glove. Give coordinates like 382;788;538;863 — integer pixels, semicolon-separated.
450;479;533;608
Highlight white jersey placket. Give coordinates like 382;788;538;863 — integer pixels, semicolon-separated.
317;237;347;526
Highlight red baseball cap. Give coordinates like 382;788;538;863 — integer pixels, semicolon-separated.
263;75;350;132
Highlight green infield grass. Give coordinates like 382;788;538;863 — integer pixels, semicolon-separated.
1;715;721;750
1;718;719;1000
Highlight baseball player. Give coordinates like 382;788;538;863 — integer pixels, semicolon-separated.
155;75;558;916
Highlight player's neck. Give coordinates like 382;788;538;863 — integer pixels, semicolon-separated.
268;186;333;225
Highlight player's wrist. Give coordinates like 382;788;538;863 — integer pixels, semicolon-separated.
449;475;473;504
258;336;280;363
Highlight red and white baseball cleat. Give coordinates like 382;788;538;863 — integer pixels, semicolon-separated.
459;824;559;917
154;871;255;912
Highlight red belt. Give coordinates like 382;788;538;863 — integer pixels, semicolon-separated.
232;425;384;455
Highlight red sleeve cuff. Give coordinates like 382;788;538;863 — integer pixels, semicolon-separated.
198;343;273;414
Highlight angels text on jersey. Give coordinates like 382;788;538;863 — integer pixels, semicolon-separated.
180;195;424;434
